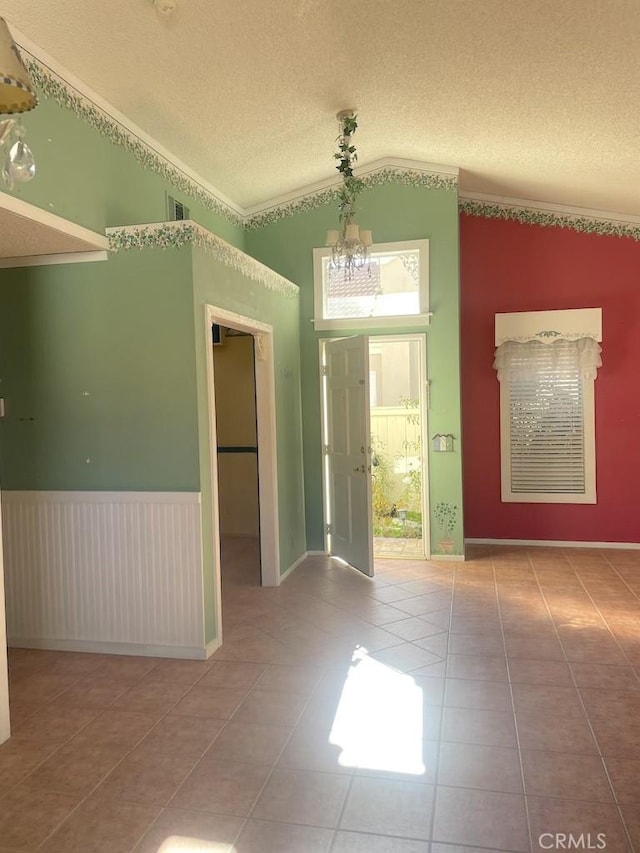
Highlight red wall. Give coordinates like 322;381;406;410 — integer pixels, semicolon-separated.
460;213;640;542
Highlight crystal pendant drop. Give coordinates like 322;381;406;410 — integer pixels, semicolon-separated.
8;138;36;183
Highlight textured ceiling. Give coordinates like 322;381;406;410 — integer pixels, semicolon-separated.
4;0;640;214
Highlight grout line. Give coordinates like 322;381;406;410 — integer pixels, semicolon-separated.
490;556;535;853
8;547;639;852
163;667;314;825
328;768;356;850
23;659;191;850
424;555;455;846
525;550;636;853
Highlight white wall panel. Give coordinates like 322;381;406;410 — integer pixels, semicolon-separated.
1;492;205;656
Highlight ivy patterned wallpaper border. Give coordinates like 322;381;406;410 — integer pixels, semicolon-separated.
460;198;640;242
21;52;457;232
107;222;299;298
20;51;640;242
21;55;245;231
245;169;458;229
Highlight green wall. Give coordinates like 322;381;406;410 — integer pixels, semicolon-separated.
0;249;200;491
192;248;306;641
0;64;463;662
0;78;308;650
245;182;465;556
0;243;307;646
13;90;243;246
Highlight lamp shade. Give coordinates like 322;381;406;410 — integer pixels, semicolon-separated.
345;222;360;241
0;18;37;114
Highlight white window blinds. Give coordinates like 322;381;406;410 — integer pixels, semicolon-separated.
494;338;601;502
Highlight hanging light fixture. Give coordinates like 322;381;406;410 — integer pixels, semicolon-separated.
0;17;38;189
325;110;372;277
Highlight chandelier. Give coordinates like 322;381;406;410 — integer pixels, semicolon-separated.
325;110;372;277
0;17;38;189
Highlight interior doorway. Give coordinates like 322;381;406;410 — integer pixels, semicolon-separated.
204;305;280;642
212;325;261;589
320;333;429;577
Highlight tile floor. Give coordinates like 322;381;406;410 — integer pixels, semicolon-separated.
1;542;640;852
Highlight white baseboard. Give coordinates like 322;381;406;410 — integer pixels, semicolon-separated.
430;554;465;561
465;538;640;550
204;637;222;660
279;551;309;583
306;550;329;556
8;637;210;660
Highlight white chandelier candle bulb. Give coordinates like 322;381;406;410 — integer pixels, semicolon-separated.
345;222;360;241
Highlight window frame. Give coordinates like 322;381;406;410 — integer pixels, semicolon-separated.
499;352;597;505
312;239;430;331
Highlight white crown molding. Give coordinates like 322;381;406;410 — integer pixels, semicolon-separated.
245;157;459;228
12;26;244;225
13;26;459;232
459;191;640;240
460;190;640;225
362;157;459;179
244;157;459;218
12;27;640;239
106;220;299;297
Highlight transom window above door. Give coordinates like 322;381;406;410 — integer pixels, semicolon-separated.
312;239;430;330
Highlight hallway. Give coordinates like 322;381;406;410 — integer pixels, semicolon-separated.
1;545;639;852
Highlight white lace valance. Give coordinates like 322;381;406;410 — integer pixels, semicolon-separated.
493;337;602;382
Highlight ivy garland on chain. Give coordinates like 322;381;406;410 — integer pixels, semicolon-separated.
335;113;365;226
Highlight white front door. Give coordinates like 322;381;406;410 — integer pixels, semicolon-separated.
323;336;373;577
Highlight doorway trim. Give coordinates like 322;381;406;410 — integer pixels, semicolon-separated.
204;305;280;617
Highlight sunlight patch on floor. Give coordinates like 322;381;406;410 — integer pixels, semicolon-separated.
155;838;233;852
329;647;426;774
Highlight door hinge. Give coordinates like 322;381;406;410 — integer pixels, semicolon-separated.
325;523;333;535
321;365;328;376
323;444;330;455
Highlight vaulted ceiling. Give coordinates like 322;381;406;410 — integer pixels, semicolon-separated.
5;0;640;215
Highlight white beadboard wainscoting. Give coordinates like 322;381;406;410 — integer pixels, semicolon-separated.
1;491;207;658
